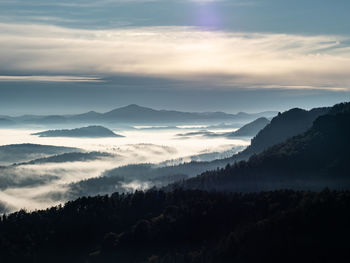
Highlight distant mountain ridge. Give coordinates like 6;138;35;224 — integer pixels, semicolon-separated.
101;104;265;122
32;125;123;138
1;104;278;125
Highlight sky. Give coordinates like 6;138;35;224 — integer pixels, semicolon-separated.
0;0;350;115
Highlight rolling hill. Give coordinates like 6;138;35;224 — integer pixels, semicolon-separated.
32;125;123;138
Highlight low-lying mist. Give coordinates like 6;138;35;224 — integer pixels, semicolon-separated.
0;128;250;213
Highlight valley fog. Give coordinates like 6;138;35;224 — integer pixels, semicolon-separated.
0;127;249;213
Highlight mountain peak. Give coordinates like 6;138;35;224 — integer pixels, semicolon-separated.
125;104;141;108
110;104;152;112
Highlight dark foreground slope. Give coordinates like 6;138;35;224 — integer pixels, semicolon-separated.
178;103;350;192
0;189;349;263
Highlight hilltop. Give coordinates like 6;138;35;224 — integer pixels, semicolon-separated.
32;125;124;138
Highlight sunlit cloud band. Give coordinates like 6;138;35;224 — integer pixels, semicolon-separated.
1;23;350;90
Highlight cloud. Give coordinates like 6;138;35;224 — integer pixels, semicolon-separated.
0;23;350;90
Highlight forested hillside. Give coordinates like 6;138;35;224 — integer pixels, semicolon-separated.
239;106;329;157
0;189;349;263
178;103;349;192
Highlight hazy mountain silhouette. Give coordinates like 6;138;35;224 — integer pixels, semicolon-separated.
228;117;270;137
16;151;113;166
177;117;270;138
0;143;79;165
38;115;68;124
70;111;103;122
3;105;277;125
0;118;15;126
101;104;258;123
32;125;123;138
176;102;350;192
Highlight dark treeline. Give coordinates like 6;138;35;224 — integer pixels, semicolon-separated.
67;173;188;199
0;189;350;263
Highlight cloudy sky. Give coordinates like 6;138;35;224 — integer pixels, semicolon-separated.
0;0;349;114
